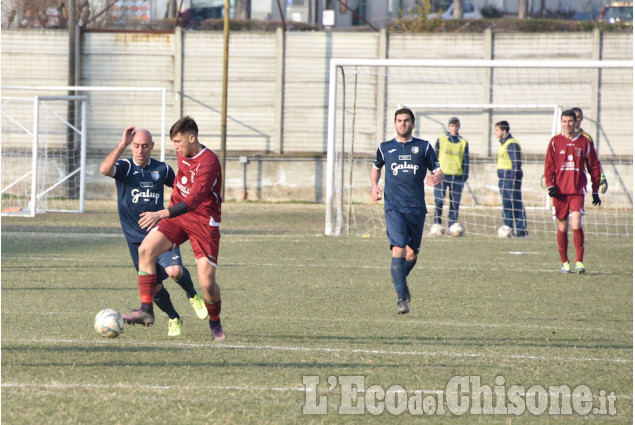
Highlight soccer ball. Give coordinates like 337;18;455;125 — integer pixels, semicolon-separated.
497;225;513;238
449;222;465;237
429;223;445;237
94;308;124;338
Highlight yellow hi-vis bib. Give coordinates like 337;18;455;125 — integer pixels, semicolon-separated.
497;137;521;170
579;129;594;146
438;135;467;176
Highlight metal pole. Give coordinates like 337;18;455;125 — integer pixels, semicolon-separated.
67;0;77;199
324;60;339;235
220;0;230;199
79;98;87;212
31;97;39;217
161;88;166;162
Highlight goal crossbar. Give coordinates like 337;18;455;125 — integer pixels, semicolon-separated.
2;86;169;161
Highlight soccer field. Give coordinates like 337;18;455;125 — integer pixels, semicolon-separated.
1;201;632;424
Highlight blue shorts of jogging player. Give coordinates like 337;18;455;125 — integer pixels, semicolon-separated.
126;240;184;283
385;208;426;254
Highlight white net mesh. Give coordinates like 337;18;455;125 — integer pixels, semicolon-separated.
326;60;633;241
1;96;86;216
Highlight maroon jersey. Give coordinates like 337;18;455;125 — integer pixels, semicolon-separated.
544;133;601;195
171;146;222;223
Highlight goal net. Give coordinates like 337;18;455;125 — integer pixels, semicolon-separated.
1;95;87;216
325;59;633;241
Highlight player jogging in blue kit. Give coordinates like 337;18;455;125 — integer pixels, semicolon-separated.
100;126;209;336
371;108;444;314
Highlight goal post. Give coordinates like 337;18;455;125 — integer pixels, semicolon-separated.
1;95;87;216
325;59;633;240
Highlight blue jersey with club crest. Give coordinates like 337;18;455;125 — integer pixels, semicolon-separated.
373;137;440;215
112;158;176;243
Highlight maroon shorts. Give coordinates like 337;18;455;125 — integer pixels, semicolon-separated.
551;194;585;220
155;215;220;266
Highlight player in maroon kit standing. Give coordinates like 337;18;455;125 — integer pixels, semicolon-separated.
122;116;226;340
544;110;602;274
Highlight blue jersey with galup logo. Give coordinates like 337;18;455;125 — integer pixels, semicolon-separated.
112;158;176;243
373;137;440;215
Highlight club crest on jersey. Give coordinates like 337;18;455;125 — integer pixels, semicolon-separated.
151;171;160;180
411;146;419;154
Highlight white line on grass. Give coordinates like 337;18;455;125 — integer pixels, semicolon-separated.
236;315;628;334
1;309;627;335
21;338;632;365
4;254;629;275
2;382;630;401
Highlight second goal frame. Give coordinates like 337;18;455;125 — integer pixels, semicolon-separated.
325;58;633;237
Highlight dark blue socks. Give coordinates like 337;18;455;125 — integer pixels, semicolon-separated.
391;257;407;301
405;258;417;276
175;267;197;299
153;285;179;320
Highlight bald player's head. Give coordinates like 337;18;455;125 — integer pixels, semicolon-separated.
130;128;154;167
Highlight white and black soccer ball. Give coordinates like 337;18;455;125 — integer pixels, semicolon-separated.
94;308;124;338
429;223;445;237
449;222;465;237
497;225;513;238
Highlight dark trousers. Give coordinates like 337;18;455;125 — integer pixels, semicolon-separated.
499;177;527;235
434;175;464;227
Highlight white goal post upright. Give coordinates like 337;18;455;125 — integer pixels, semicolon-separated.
325;58;633;238
1;95;88;216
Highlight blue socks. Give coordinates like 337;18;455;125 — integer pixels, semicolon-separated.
175;267;197;299
153;285;179;320
405;258;417;276
391;257;407;301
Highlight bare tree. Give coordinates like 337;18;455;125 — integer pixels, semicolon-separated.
235;0;250;20
453;0;463;19
518;0;527;19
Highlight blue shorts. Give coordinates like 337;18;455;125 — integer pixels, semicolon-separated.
126;240;184;283
385;208;426;254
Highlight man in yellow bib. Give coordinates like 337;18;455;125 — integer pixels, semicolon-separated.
433;117;469;229
495;120;528;238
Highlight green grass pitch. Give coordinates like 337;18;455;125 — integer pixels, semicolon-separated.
2;201;632;424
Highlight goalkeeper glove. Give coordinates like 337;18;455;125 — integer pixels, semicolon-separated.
592;193;601;206
547;186;558;197
600;173;608;194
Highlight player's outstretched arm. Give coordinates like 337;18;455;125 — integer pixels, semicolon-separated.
138;209;169;231
100;126;135;177
138;201;188;230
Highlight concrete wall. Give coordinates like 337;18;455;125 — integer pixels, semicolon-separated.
2;29;632;203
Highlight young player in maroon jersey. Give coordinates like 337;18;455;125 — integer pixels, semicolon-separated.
123;116;226;340
544;110;602;274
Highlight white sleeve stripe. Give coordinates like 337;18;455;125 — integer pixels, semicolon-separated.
121;159;132;177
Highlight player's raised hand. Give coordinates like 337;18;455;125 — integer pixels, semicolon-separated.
371;185;382;202
121;126;135;146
